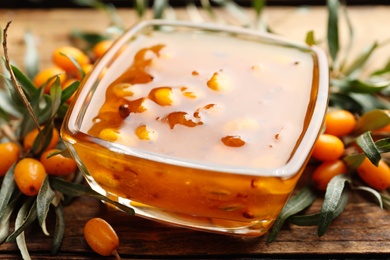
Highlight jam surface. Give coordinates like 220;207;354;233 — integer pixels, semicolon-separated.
85;30;315;169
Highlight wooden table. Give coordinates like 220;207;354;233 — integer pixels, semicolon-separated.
1;5;390;259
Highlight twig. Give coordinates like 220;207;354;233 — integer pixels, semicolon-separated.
2;21;42;139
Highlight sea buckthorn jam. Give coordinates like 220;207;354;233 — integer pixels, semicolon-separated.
61;21;328;236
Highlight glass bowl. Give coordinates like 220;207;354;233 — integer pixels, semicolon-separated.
61;19;329;237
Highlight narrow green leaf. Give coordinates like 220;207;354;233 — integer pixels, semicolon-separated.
0;164;16;219
288;212;320;226
375;138;390;154
289;185;350;227
371;58;390;76
61;80;79;104
135;0;149;18
31;122;55;154
51;204;65;255
353;109;390;135
49;77;62;119
0;192;21;243
37;176;56;236
331;78;390;94
342;42;378;77
50;177;135;215
380;193;390;210
343;153;366;169
24;29;39;79
318;174;351;237
267;186;317;242
14;198;34;260
329;92;365;115
11;64;38;100
6;199;37;243
353;185;383;209
356;132;381;166
338;3;355;71
327;0;340;64
60;52;85;79
153;0;168;19
349;93;390;114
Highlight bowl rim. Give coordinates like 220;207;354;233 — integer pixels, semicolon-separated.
62;19;329;179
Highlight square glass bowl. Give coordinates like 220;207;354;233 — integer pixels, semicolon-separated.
61;19;329;237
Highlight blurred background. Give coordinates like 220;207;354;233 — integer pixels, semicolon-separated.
1;0;389;8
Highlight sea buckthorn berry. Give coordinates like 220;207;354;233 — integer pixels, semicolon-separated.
373;123;390;134
312;160;347;191
221;135;246;147
84;218;120;258
99;128;119;142
40;149;77;176
52;46;91;74
33;66;67;94
324;109;356;137
311;134;345;161
135;125;157;141
0;142;20;176
23;127;59;152
92;39;113;59
357;158;390;191
14;158;46;196
149;87;173;106
207;72;231;91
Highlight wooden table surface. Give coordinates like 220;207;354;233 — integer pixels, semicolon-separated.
1;5;390;259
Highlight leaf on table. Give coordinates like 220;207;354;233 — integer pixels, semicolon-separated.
0;192;21;243
267;186;317;242
6;199;37;243
318;174;351;237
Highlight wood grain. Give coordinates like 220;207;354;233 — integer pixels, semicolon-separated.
0;6;390;259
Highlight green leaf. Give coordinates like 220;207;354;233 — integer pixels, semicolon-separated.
6;199;37;243
14;199;33;260
60;53;85;79
338;3;355;71
349;93;390;114
0;192;21;243
342;42;378;77
318;174;351;237
353;109;390;135
71;30;109;50
289;185;350;227
353;185;383;209
24;29;39;79
135;0;149;18
50;177;135;215
327;0;340;65
375;138;390;154
267;186;317;242
343;153;366;169
153;0;168;19
49;77;62;119
0;164;16;219
51;204;65;255
11;64;38;100
331;78;390;94
356;132;381;167
37;176;56;236
371;58;390;76
61;80;79;105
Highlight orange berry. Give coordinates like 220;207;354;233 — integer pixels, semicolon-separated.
311;134;345;161
324;109;356;137
0;142;20;176
52;46;90;74
14;158;46;196
23;127;59;152
312;160;347;191
84;218;120;258
92;40;113;59
40;149;78;176
373;123;390;134
33;66;67;94
357;158;390;191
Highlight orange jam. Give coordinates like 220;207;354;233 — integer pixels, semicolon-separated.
66;27;321;236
